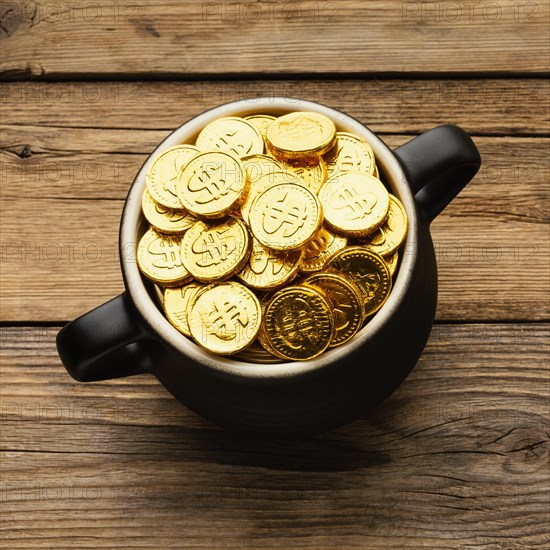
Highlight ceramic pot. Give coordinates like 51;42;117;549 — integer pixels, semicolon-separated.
57;98;481;435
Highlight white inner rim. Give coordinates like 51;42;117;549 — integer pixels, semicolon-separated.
121;98;418;379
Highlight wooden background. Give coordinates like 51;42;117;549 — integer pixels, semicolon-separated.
1;1;549;548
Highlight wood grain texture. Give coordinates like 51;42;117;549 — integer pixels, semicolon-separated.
1;0;549;545
1;324;548;548
1;1;549;78
2;79;549;136
1;123;548;321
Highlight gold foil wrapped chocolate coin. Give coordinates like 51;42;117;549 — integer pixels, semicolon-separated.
326;246;392;316
261;285;335;360
249;183;322;251
359;195;408;257
181;217;251;282
324;132;376;177
237;238;302;290
137;228;191;286
319;172;390;237
240;169;300;224
188;282;262;355
196;117;264;158
163;282;205;336
303;272;365;347
266;112;337;160
301;227;347;273
177;152;249;219
141;190;196;235
145;145;201;209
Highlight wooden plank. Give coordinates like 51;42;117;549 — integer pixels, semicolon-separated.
0;131;548;322
1;324;548;548
2;80;549;136
1;1;549;79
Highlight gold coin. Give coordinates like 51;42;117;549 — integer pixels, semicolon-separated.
266;111;337;160
240;169;302;225
319;171;390;237
301;227;347;273
177;152;249;219
137;228;191;285
242;154;284;184
257;326;280;358
163;282;205;336
359;195;408;257
302;272;365;347
237;238;302;290
181;217;251;282
256;296;280;358
384;251;399;277
195;117;264;158
256;314;285;359
326;246;391;316
249;183;322;251
324;132;376;177
145;145;201;209
282;157;328;194
244;114;276;137
188;281;262;355
141;189;196;235
262;285;334;361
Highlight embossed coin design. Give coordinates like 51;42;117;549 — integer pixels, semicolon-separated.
163;283;205;336
145;145;201;209
359;195;408;257
196;117;264;158
266;111;337;160
177;152;248;219
188;282;262;355
141;190;196;235
326;246;391;316
237;238;302;290
181;217;251;282
301;227;347;273
319;171;390;237
324;132;376;177
137;228;191;285
240;169;302;225
303;272;365;347
249;183;322;251
244;114;276;137
283;157;328;193
241;154;284;184
262;286;335;361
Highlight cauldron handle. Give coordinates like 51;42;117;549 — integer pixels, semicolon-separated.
394;125;481;223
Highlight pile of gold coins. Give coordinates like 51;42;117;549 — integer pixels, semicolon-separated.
137;111;408;361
